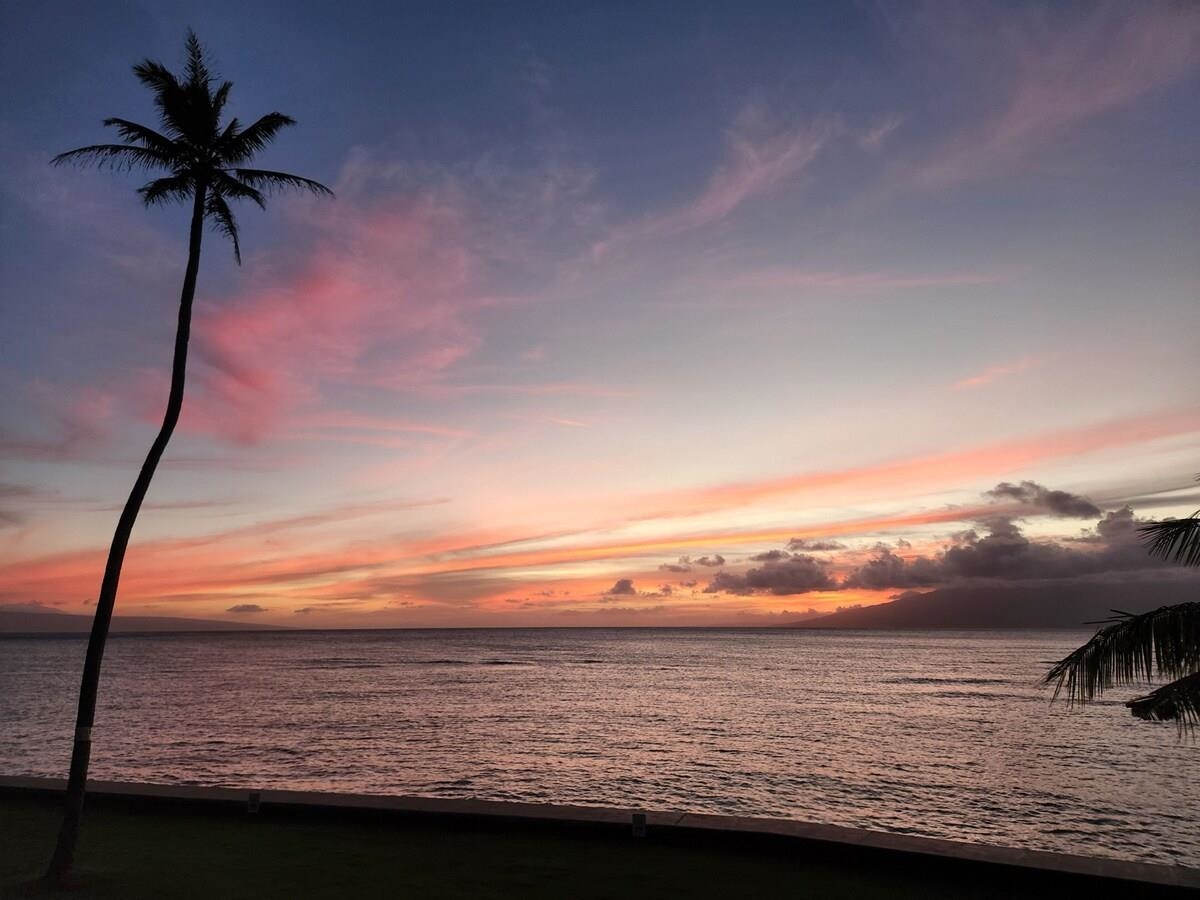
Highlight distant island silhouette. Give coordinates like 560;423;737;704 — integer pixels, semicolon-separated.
0;608;288;634
790;578;1198;629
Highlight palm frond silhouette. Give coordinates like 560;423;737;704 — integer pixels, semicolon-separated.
1045;480;1200;736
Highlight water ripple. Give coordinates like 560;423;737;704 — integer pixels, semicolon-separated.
1;628;1196;867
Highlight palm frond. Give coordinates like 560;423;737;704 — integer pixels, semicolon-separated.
52;144;172;172
220;113;296;163
205;192;241;263
139;36;219;146
132;59;187;138
101;118;178;156
233;167;333;196
1043;602;1200;704
217;117;241;147
183;29;211;87
138;174;195;207
131;58;180;97
1141;515;1200;567
1127;671;1200;733
57;29;331;260
211;171;265;209
211;81;234;118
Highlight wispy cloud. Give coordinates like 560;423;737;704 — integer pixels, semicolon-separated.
426;381;636;399
954;356;1040;390
291;411;476;442
186;183;485;444
858;116;903;151
12;160;182;283
506;413;591;429
634;408;1197;516
715;267;1002;295
0;382;116;462
3;407;1193;615
0;483;40;528
593;104;837;256
896;2;1200;189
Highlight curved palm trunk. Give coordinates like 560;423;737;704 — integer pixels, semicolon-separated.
46;184;207;884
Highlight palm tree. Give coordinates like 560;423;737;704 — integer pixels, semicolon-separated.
1044;504;1200;732
45;31;331;883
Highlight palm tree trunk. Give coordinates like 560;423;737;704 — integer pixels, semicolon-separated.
45;183;208;884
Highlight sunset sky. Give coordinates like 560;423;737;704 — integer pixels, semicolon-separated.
1;1;1198;627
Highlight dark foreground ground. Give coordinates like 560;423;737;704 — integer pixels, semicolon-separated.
0;793;1188;899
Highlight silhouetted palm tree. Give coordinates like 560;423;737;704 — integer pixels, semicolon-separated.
1044;500;1200;733
45;31;331;883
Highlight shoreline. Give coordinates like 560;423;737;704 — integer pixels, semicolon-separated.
3;775;1196;893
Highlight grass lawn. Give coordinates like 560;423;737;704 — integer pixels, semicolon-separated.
0;793;1169;899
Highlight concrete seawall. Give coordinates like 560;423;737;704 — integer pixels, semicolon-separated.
3;775;1196;895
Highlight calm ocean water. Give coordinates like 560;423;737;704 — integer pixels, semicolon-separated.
1;628;1196;866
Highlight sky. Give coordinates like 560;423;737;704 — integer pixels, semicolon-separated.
0;1;1198;627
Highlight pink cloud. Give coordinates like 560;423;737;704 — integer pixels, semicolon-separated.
181;187;487;444
593;105;836;256
902;3;1200;189
15;147;635;460
675;108;833;230
954;356;1041;390
634;406;1200;520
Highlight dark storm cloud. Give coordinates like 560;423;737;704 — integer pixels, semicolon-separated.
749;549;790;562
786;538;845;551
841;507;1158;589
842;546;943;589
658;554;725;572
705;554;835;596
681;476;1171;599
703;572;752;595
1095;506;1141;543
985;480;1101;517
226;603;267;613
607;578;636;595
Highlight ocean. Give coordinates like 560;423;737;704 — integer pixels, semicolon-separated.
1;628;1196;866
